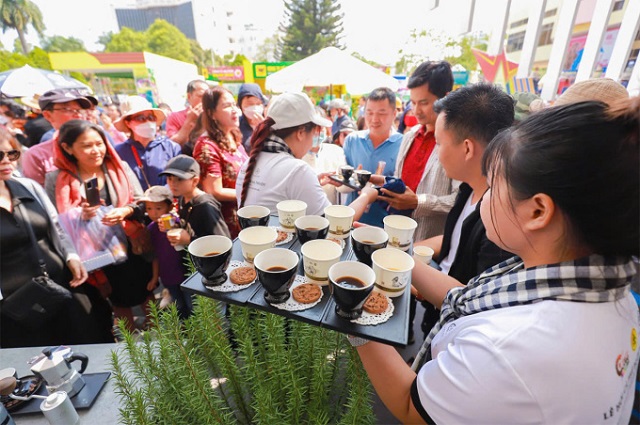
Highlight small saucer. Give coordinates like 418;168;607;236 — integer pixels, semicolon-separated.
0;375;43;412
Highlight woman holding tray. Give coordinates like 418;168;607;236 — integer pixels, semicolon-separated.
349;99;640;423
236;92;377;217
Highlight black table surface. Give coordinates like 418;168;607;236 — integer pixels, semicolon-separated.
180;216;410;347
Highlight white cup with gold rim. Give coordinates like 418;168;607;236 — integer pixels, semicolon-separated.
371;247;415;297
323;205;355;240
277;200;307;232
238;226;278;263
300;239;343;285
383;215;417;251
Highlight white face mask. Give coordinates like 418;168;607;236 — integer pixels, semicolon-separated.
243;104;264;116
132;121;157;139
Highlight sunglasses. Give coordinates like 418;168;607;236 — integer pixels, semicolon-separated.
128;114;157;123
0;149;20;162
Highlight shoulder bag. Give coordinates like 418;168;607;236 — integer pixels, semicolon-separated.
1;200;73;329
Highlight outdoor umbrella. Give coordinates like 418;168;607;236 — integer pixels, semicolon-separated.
0;64;91;98
266;47;399;95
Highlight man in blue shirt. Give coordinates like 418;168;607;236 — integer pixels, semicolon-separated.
343;87;402;227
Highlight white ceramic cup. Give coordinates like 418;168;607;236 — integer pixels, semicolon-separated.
300;239;343;285
383;215;418;251
413;246;435;264
323;205;355;240
238;226;278;263
276;200;308;232
371;248;415;297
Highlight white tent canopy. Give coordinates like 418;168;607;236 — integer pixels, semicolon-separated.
266;47;399;95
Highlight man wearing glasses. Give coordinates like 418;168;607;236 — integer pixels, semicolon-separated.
22;89;91;185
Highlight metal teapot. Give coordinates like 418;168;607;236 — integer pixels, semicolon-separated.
29;346;88;398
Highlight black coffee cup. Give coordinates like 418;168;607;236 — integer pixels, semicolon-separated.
351;226;389;266
339;165;354;181
328;261;376;320
188;235;233;286
354;170;372;187
294;215;330;245
254;248;299;304
237;205;271;229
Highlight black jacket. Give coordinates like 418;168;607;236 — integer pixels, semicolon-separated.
437;183;512;285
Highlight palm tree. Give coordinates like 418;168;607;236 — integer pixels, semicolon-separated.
0;0;45;54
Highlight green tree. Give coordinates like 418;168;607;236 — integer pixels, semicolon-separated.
105;26;148;53
26;45;50;68
42;35;86;52
146;19;192;63
255;32;281;62
97;31;113;50
444;32;488;73
351;51;382;68
395;29;487;75
220;53;248;67
0;0;45;54
279;0;344;61
190;39;212;72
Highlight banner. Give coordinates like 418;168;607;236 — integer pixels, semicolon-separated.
206;66;244;82
253;62;295;79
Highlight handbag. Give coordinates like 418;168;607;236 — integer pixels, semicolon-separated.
1;201;73;329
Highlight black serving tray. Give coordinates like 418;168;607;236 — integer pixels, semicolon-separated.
8;372;111;415
180;218;411;347
328;174;363;191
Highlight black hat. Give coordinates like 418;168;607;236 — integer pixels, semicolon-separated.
332;119;357;142
159;155;200;180
38;89;92;110
72;88;98;106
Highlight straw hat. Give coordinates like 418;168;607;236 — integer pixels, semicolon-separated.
114;96;166;132
555;78;628;107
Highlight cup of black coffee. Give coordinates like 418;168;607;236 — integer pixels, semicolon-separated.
354;170;372;187
188;235;233;286
328;261;376;319
294;215;330;244
237;205;271;229
339;165;354;181
254;248;299;304
351;226;388;266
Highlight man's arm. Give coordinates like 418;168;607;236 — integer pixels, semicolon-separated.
414;185;460;217
167;105;202;145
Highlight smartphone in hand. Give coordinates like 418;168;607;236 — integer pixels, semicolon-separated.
84;177;100;207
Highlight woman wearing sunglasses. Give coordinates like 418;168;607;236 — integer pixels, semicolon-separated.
0;127;113;348
113;96;182;191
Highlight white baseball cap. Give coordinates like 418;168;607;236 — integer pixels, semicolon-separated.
268;92;332;130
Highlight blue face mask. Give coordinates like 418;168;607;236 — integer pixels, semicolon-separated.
312;133;326;147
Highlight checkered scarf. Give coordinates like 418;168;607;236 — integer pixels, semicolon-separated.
262;135;293;156
411;254;638;371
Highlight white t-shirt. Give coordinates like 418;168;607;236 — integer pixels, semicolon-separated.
413;294;640;424
236;151;332;216
438;193;476;275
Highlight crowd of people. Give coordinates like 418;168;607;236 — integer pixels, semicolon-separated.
1;62;638;423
